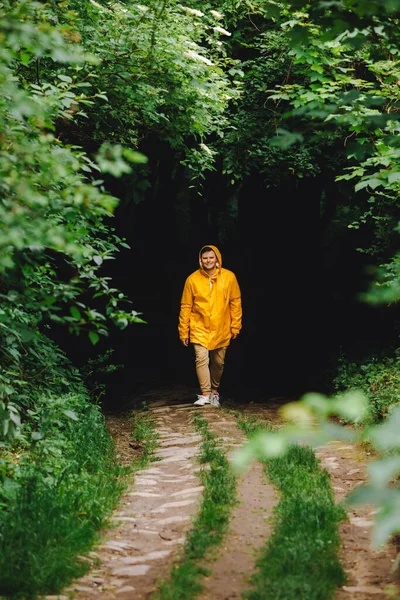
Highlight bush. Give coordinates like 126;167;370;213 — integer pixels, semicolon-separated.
0;390;126;599
333;350;400;424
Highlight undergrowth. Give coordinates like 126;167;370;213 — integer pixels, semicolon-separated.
0;391;158;599
0;394;126;599
333;349;400;424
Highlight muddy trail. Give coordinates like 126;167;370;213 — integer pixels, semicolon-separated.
55;385;400;600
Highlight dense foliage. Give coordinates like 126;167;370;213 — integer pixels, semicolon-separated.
0;350;125;597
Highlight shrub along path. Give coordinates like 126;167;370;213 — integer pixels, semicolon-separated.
54;386;400;600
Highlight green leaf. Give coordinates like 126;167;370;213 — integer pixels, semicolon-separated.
57;74;73;83
355;179;379;192
331;390;368;422
370;406;400;450
122;148;148;164
89;331;100;345
388;172;400;184
373;510;400;548
269;128;304;149
63;410;79;421
8;411;21;427
70;306;81;320
367;455;400;488
19;327;35;343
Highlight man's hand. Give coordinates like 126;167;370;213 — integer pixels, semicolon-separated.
181;338;189;346
231;333;238;340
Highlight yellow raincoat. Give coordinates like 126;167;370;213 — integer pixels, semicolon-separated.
178;245;242;350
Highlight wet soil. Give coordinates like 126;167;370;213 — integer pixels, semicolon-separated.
55;385;400;600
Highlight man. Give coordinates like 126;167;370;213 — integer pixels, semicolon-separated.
178;245;242;407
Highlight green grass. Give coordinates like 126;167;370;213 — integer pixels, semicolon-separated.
237;416;347;600
0;403;158;600
151;412;237;600
130;408;160;470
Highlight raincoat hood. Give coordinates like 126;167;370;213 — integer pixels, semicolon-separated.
199;245;222;270
179;244;242;350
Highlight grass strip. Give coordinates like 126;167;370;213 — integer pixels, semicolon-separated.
0;405;159;600
151;411;237;600
237;416;347;600
130;408;160;471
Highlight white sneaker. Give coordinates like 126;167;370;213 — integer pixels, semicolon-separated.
210;392;220;407
194;395;210;406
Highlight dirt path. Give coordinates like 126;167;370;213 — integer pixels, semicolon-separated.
62;391;204;600
317;440;400;600
193;408;278;600
52;386;400;600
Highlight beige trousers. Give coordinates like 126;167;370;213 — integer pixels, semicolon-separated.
193;344;227;397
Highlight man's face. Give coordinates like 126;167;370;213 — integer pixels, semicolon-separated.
201;250;217;271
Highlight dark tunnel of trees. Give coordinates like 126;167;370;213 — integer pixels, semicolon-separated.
54;159;397;408
3;0;400;413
